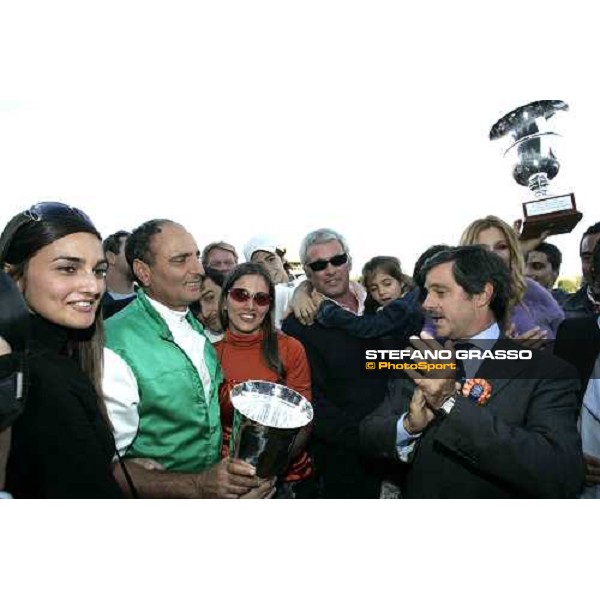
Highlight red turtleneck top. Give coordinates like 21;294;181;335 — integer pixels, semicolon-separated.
215;329;313;481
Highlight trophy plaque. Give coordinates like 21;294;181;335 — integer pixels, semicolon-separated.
229;380;313;478
490;99;582;239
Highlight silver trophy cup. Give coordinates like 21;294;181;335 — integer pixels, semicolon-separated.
229;380;313;478
489;99;581;239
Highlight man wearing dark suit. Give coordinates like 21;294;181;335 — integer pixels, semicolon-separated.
361;246;585;498
101;230;135;319
562;222;600;319
555;317;600;395
555;241;600;495
282;228;392;498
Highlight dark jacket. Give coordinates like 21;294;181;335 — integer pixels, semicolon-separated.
5;316;122;499
562;285;596;320
360;338;585;498
101;292;135;320
554;315;600;400
282;314;389;498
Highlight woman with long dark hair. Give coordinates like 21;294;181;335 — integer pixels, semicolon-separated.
0;201;123;498
215;263;314;498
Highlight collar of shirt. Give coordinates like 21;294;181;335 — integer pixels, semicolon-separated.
108;290;136;301
146;296;190;329
350;281;367;316
468;321;500;347
587;286;600;313
323;281;366;316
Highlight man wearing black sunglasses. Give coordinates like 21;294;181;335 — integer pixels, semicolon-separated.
282;228;388;498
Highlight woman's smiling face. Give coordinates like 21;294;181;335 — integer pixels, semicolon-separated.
16;232;107;329
225;274;271;336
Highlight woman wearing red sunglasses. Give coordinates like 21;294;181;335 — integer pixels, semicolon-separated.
214;263;315;498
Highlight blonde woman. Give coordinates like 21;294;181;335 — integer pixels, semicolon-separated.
460;215;564;337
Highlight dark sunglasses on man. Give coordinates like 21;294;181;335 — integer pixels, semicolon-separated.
306;253;348;273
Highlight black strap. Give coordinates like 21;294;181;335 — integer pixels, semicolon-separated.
114;447;139;499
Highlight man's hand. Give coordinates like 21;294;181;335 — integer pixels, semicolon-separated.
513;219;552;256
195;458;261;499
290;281;318;326
128;457;166;471
584;453;600;487
239;477;276;499
404;387;435;434
506;325;549;350
310;290;326;311
404;332;457;410
0;335;11;356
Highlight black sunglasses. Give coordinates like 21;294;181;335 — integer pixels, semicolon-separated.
306;253;348;272
228;287;272;307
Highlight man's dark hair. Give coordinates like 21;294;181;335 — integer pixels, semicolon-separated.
420;245;512;325
202;266;227;288
413;244;452;302
527;242;562;273
103;230;130;255
413;245;452;285
580;221;600;252
125;219;175;285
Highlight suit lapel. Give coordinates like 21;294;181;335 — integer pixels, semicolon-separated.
471;338;532;400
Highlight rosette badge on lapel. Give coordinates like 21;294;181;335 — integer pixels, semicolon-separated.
461;378;493;406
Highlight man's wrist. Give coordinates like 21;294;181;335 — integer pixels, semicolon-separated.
403;414;421;435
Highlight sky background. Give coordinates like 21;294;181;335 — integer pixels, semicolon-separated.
0;1;597;280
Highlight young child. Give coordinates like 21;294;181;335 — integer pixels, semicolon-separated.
362;256;415;314
313;247;452;340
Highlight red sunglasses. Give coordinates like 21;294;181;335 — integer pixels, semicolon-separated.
228;287;271;307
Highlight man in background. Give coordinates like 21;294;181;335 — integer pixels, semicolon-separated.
563;222;600;318
102;230;136;319
525;242;569;304
202;241;238;274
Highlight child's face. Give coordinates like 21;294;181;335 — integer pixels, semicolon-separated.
367;269;404;306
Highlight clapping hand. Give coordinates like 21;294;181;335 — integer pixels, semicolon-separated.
404;331;458;411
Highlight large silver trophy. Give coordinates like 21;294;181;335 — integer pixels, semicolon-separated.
489;99;582;239
229;380;313;478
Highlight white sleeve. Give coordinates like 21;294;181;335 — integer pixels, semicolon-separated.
396;413;421;463
274;285;294;330
102;347;140;456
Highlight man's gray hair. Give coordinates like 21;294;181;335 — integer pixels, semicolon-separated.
299;228;351;266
